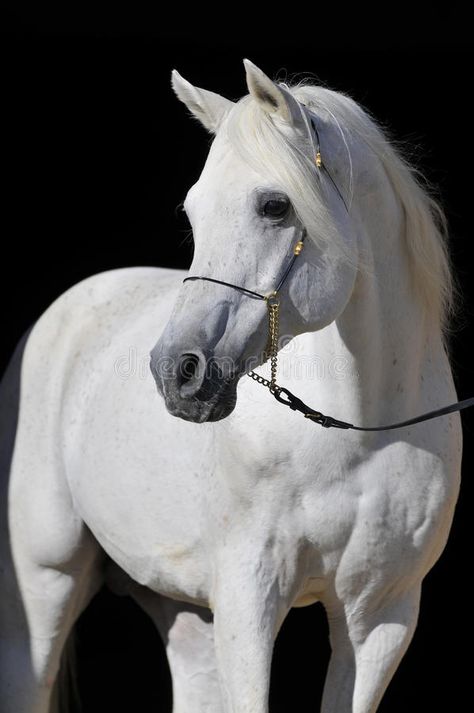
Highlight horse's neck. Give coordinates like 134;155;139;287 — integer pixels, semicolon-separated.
299;182;449;426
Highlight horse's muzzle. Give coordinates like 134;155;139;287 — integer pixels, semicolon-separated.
150;343;238;423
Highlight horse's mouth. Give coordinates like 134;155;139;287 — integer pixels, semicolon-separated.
160;377;238;423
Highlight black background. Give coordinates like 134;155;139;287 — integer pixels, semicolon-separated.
1;8;473;712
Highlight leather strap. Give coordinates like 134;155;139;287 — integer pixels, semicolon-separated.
183;231;306;299
274;386;474;431
183;276;266;301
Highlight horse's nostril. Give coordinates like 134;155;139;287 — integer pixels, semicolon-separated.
176;351;206;397
179;353;200;385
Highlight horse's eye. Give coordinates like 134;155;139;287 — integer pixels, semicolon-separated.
263;198;290;218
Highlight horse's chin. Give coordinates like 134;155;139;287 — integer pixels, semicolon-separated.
164;384;238;423
202;393;238;422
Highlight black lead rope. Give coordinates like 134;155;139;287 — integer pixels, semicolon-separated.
273;387;474;431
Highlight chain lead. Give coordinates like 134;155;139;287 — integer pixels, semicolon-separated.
267;296;280;392
248;292;281;395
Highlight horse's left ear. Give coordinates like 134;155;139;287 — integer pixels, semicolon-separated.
171;70;234;134
243;59;304;128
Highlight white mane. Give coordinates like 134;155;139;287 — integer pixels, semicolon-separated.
225;82;455;334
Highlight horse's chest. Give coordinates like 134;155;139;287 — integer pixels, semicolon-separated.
75;485;213;603
69;394;455;609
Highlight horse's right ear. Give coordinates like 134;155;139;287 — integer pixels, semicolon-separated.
243;59;305;130
171;70;234;134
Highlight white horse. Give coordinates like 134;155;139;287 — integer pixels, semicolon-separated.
0;59;462;713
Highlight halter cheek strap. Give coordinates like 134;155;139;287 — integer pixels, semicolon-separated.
308;116;349;212
298;99;349;212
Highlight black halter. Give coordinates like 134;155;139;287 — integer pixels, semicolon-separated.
181;107;474;432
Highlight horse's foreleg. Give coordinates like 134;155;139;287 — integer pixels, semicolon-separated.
5;454;103;711
128;585;224;713
1;321;104;711
321;584;421;713
1;534;102;713
211;547;287;713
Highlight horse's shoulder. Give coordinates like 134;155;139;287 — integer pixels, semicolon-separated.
55;266;183;311
29;266;182;342
14;267;181;393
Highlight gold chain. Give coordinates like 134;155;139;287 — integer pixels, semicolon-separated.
247;293;281;394
246;239;303;395
267;295;280;391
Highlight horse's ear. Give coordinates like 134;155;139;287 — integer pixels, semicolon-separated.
243;59;303;127
171;70;234;134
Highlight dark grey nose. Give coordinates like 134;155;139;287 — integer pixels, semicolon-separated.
150;339;238;422
176;350;206;398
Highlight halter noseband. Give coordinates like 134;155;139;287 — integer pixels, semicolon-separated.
183;230;306;302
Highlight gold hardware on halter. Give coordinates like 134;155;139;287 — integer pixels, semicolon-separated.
315;151;322;168
294;241;304;256
265;291;280;307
